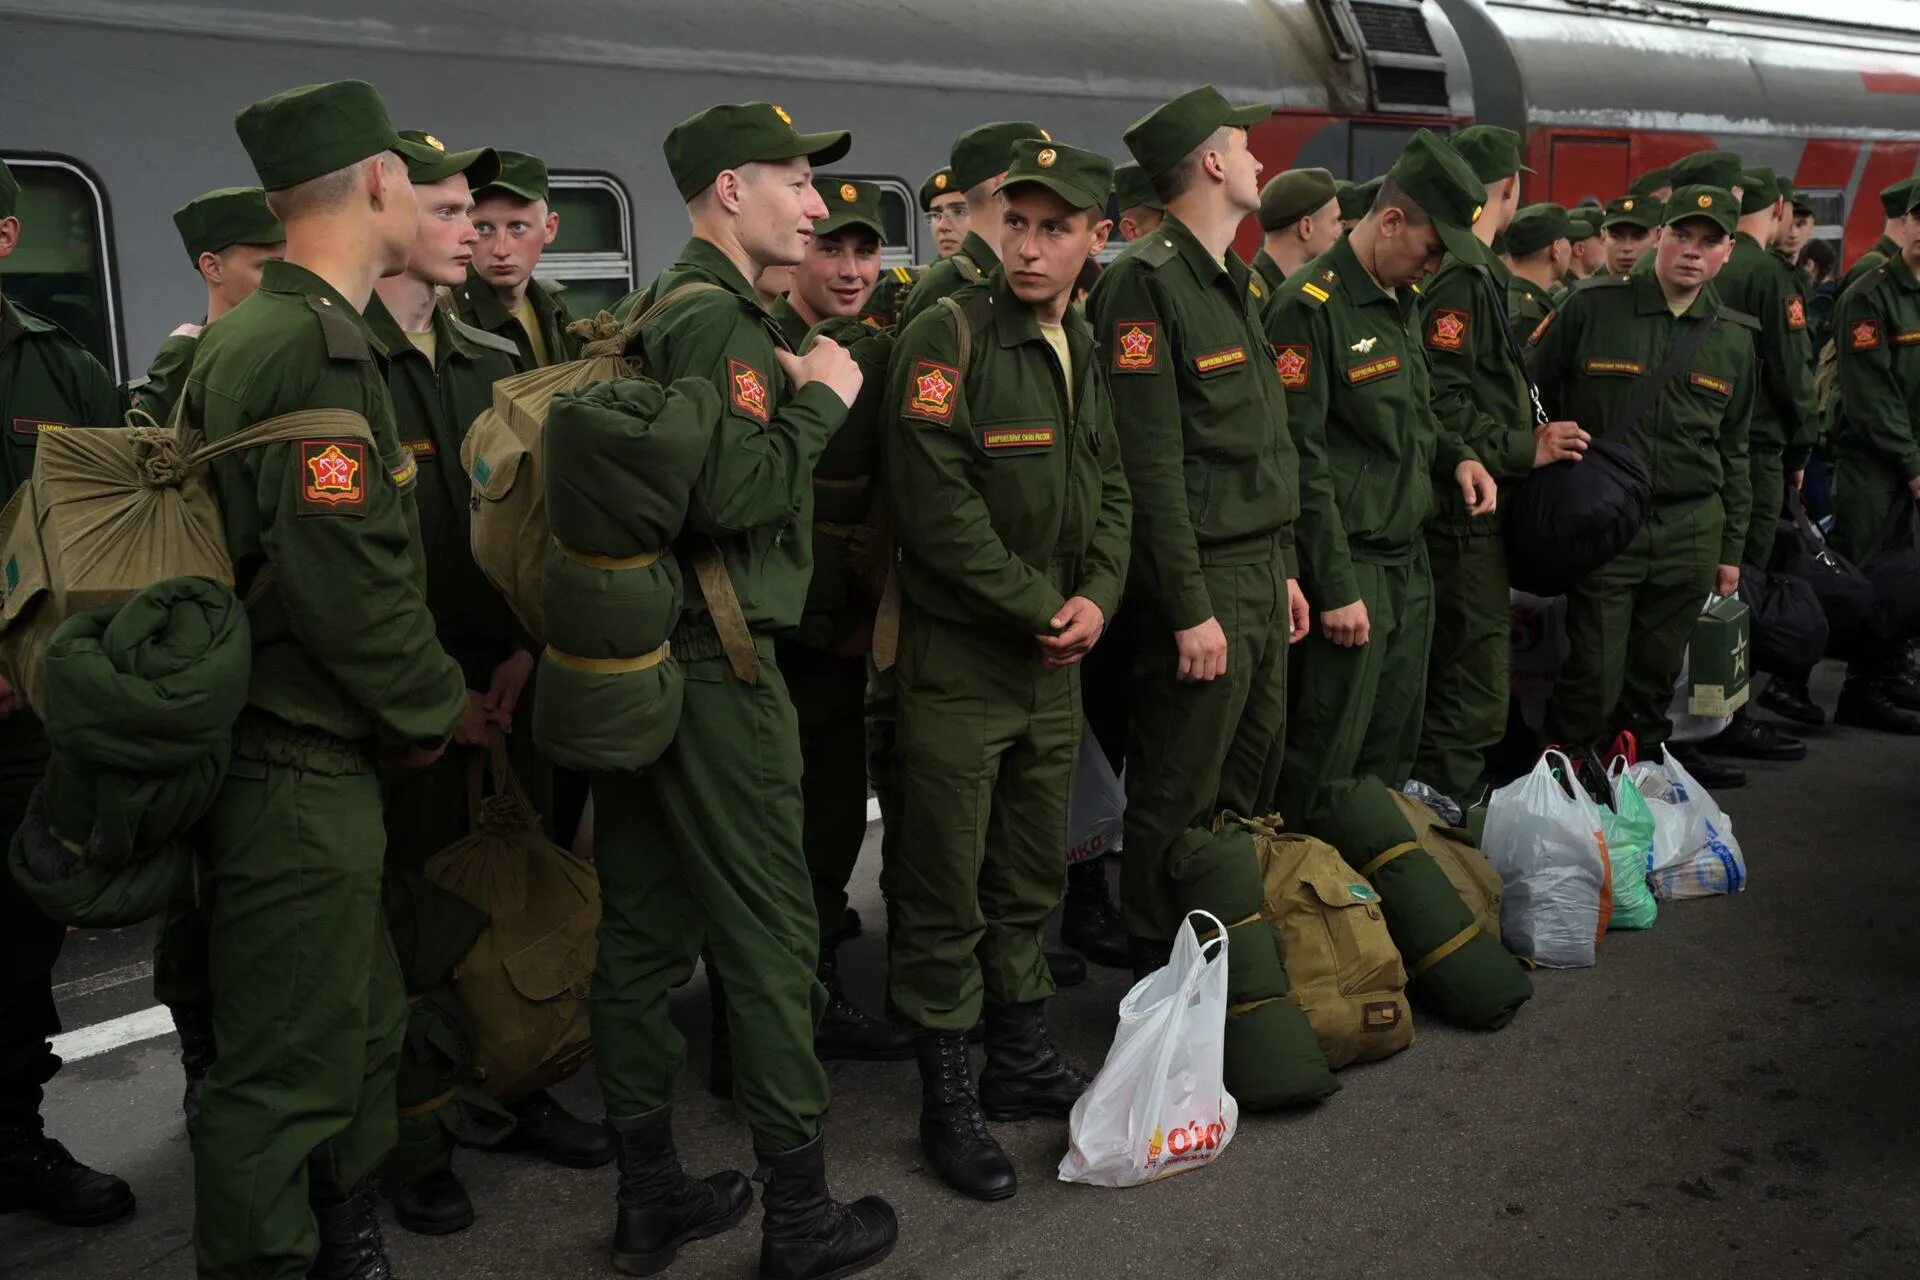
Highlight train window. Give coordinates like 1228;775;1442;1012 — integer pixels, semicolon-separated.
1798;187;1846;251
0;157;120;380
1350;124;1428;185
541;173;635;319
836;177;918;269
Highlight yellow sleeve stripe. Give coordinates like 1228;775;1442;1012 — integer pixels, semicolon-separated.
1301;282;1331;302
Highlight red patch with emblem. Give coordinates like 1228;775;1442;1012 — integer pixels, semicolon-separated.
299;440;367;514
1785;296;1807;331
1345;354;1402;385
1273;344;1310;390
1112;321;1159;372
728;358;770;422
904;360;960;423
1852;318;1882;351
1428;308;1469;351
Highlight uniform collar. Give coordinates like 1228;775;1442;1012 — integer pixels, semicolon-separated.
1631;267;1717;319
1888;251;1920;292
1331;232;1398;308
766;295;812;350
1158;211;1233;286
991;272;1092;350
0;292;65;356
956;230;1000;274
1734;230;1761;254
260;259;386;354
1251;248;1286;294
364;291;481;368
674;237;774;318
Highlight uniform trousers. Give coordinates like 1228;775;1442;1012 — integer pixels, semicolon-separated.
1415;531;1510;800
778;640;871;943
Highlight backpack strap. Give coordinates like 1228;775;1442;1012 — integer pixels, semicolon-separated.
187;408;377;467
951;253;983;284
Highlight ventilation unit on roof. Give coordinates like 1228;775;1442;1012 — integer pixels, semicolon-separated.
1319;0;1453;115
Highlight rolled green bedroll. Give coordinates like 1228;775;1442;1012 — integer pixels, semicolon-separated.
1169;826;1338;1110
1303;778;1532;1031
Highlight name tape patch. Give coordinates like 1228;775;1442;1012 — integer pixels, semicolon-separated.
1193;346;1247;374
1584;358;1644;376
9;418;72;437
981;427;1054;450
1689;371;1734;397
1346;354;1402;385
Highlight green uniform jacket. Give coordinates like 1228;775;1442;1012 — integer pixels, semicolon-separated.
1838;234;1899;301
1775;246;1823;466
1268;233;1476;611
866;267;922;330
1833;253;1920;480
1087;212;1300;630
899;230;996;328
1417;248;1536;534
134;327;201;424
451;269;579;372
1525;271;1756;564
1250;249;1288;319
884;276;1130;636
183;260;467;748
1506;273;1556;347
1716;233;1815;462
364;296;524;685
633;238;847;636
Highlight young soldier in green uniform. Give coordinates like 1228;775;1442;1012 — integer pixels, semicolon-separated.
1560;212;1604;297
1088;85;1306;970
1601;193;1661;278
866;168;954;328
0;158;135;1231
898;121;1048;326
1670;151;1746;202
1114;160;1165;243
454;150;579;371
1503;203;1572;343
590;101;895;1280
769;178;890;345
136;187;284;422
1528;186;1756;777
184;80;469;1280
1777;181;1816;266
1838;177;1920;299
885;138;1131;1201
1269;131;1497;822
1413;127;1588;804
1251;167;1342;304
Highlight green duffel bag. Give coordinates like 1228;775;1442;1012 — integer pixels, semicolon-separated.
1305;778;1533;1031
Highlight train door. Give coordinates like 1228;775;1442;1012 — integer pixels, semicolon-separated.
1548;137;1628;209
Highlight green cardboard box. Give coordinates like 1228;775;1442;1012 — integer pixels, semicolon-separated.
1687;595;1751;717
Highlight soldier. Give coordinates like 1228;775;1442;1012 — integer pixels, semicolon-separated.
184;80;469;1279
1602;193;1661;277
1562;212;1604;292
769;178;890;345
1087;85;1305;972
1503;203;1572;343
1114;160;1165;243
1777;181;1816;265
867;168;954;328
1670;151;1746;204
0;159;134;1231
1838;177;1920;298
1269;130;1497;822
1413;127;1588;805
136;187;284;422
453;149;579;371
1250;166;1341;300
898;120;1049;326
1528;186;1755;784
589;101;895;1279
885;138;1131;1201
1630;166;1674;202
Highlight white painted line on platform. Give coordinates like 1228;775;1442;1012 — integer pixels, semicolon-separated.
52;1003;175;1063
52;959;154;1001
866;796;881;824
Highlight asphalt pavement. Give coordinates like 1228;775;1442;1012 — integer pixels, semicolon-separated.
4;665;1918;1279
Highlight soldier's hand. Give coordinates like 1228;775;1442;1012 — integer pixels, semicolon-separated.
484;648;535;728
1714;564;1740;597
776;337;864;409
1907;473;1920;502
1321;600;1371;647
1287;579;1311;644
0;672;21;720
1533;420;1589;467
1455;460;1497;516
393;737;451;769
452;691;490;747
1793;469;1806;492
1038;596;1106;668
1174;617;1229;682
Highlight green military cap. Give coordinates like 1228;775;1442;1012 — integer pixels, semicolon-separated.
811;177;886;240
663;102;853;202
1447;124;1532;183
1257;167;1337;232
1567;214;1599;241
918;167;956;212
1878;176;1920;219
0;158;19;221
1629;166;1672;198
1664;184;1737;234
1123;85;1268;181
1781;178;1811;216
1350;176;1385;218
949;121;1049;194
1113;161;1163;213
478;150;550;204
1601;193;1661;231
397;130;501;188
1669;150;1744;192
171;187;284;264
1001;139;1112;212
235;79;408;191
1738;165;1779;214
1505;203;1571;256
1384;129;1487;262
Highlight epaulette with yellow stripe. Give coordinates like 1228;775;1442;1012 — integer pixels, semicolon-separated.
890;265;916;285
1297;268;1338;309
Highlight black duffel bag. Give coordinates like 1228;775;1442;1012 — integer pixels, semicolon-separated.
1739;566;1828;674
1860;501;1920;644
1772;489;1875;653
1505;439;1652;596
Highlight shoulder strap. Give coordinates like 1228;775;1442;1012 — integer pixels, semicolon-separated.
1603;313;1717;439
951;253;983;284
932;292;993;386
583;281;731;359
187;408;376;468
1476;262;1548;427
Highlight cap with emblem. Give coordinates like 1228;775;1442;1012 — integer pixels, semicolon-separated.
0;158;21;221
1567;214;1599;242
478;150;551;204
811;177;886;240
918;167;955;212
1601;194;1662;231
663;102;853;202
1114;161;1163;213
397;129;501;188
1000;139;1113;213
235;79;407;192
949;121;1049;194
1384;129;1488;262
171;187;285;264
1629;166;1673;199
1504;203;1571;257
1669;150;1744;193
1257;167;1338;232
1447;124;1533;184
1122;85;1269;181
1663;184;1737;234
1738;165;1779;215
1879;176;1920;220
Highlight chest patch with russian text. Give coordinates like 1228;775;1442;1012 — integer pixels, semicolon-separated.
1689;371;1733;397
1785;296;1807;331
401;438;436;458
1274;344;1310;390
904;360;960;424
10;418;72;437
1345;354;1402;385
1851;319;1882;351
982;426;1054;450
1427;308;1469;351
728;358;770;422
1193;346;1247;374
1584;358;1644;376
299;440;368;514
1113;321;1160;372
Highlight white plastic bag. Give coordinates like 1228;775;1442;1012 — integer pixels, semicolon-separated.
1481;750;1613;968
1628;752;1747;899
1058;911;1237;1187
1066;719;1125;866
1666;616;1735;743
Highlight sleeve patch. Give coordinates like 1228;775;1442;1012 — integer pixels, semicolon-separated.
903;360;960;423
1427;307;1470;351
1112;321;1160;372
1273;343;1310;390
1527;309;1556;345
298;440;369;515
1785;295;1807;331
1688;371;1733;397
728;357;771;422
1851;318;1882;351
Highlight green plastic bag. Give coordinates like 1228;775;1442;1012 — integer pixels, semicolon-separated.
1600;764;1658;931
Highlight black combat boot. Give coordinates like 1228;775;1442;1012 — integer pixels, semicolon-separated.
383;1167;473;1235
1129;935;1174;982
500;1088;615;1168
1758;677;1825;727
1061;858;1132;969
1044;950;1086;988
756;1131;897;1279
1836;678;1920;734
172;1001;216;1142
309;1189;392;1280
1663;742;1746;790
708;966;734;1101
814;944;913;1062
1699;710;1806;761
0;1112;135;1227
914;1031;1015;1201
607;1106;752;1277
977;1001;1091;1122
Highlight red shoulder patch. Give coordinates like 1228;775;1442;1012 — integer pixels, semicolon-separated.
1273;343;1310;390
1112;321;1160;373
903;360;960;424
1851;318;1882;351
728;358;770;422
1784;295;1807;331
298;440;368;515
1427;307;1469;351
